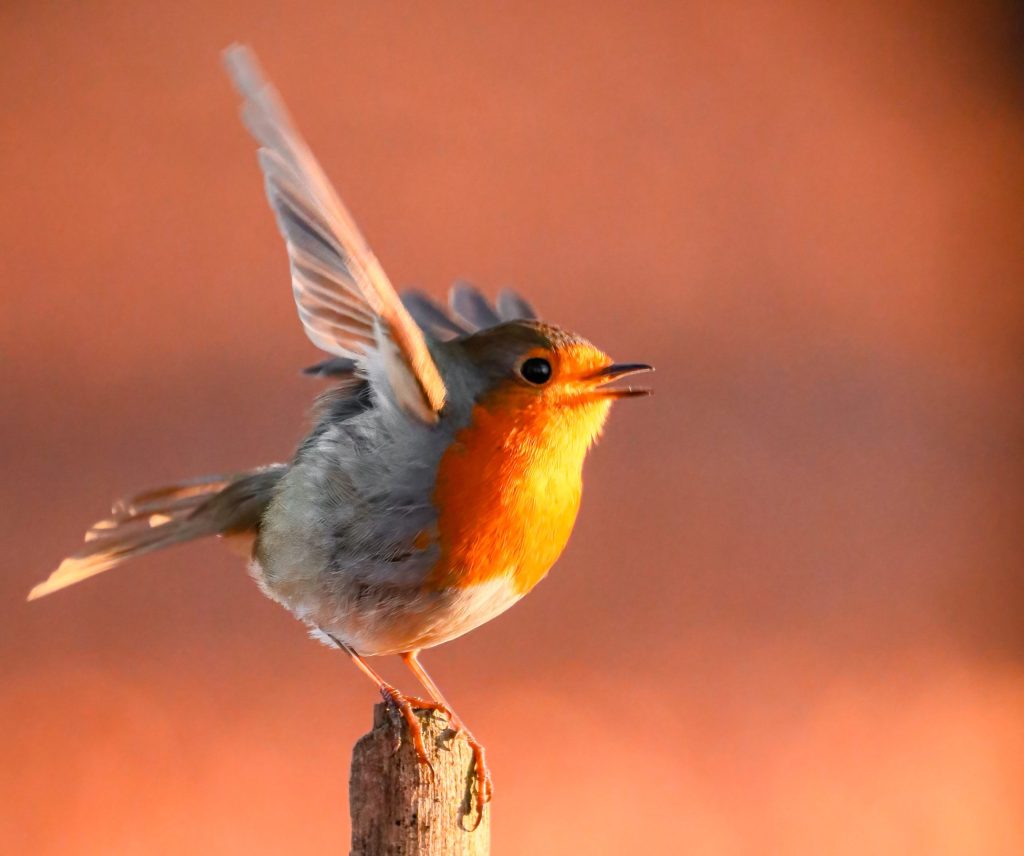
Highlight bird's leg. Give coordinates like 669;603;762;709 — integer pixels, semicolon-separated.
400;650;494;820
322;633;445;773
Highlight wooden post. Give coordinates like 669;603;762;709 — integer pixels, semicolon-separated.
349;703;491;855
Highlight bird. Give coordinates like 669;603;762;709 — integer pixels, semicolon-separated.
27;45;652;819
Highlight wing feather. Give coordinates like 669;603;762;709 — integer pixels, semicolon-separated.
450;281;502;329
496;288;537;321
224;45;446;421
401;289;472;340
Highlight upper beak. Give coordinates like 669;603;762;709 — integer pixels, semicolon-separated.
585;362;654;398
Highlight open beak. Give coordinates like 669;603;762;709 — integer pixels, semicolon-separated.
585;362;654;398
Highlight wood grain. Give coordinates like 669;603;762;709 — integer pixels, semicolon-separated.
350;703;491;855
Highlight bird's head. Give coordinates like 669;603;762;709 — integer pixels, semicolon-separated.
446;320;652;455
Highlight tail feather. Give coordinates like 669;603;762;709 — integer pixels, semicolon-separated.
111;471;236;515
28;465;287;601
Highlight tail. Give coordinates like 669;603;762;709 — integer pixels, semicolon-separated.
27;464;288;601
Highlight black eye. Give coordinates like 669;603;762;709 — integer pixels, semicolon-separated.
519;357;552;385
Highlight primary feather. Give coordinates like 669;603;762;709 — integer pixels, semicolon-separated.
223;44;446;422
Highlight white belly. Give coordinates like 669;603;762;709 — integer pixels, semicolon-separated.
250;558;523;656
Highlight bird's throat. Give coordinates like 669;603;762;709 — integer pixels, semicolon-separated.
426;393;610;594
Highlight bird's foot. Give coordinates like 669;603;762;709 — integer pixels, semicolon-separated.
378;685;491;825
378;684;448;775
463;729;493;829
441;716;493;828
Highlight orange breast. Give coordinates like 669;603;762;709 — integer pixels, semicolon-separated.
426;394;593;595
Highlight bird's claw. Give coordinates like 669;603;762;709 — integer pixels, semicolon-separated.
378;684;492;825
438;714;492;828
379;684;448;779
463;731;493;829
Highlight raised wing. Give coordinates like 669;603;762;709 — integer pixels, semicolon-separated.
401;281;538;341
304;282;539;375
224;45;446;423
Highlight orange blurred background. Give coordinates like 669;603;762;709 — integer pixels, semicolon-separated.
3;2;1024;853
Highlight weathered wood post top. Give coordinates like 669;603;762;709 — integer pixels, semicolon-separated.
349;703;491;855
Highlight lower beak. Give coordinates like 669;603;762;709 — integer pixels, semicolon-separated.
586;363;654;398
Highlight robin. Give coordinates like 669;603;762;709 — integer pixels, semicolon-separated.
27;45;652;818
